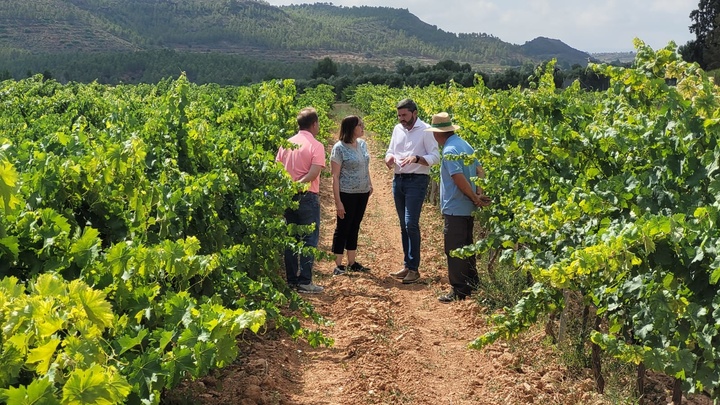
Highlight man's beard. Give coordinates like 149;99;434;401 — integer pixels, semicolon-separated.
401;116;416;130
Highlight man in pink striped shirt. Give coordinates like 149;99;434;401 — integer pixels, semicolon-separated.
276;107;326;294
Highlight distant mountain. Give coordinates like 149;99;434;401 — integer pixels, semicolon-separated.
520;37;596;67
0;0;592;67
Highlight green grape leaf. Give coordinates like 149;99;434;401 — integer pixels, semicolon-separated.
33;273;67;297
117;329;148;356
0;236;19;259
26;339;60;375
128;352;165;396
235;310;266;334
70;227;101;269
0;160;20;214
0;344;25;387
3;378;59;405
63;365;129;405
69;281;115;329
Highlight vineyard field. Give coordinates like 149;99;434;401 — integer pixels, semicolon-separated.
352;40;720;401
3;39;720;404
0;76;335;404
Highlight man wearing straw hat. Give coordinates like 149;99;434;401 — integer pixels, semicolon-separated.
425;112;491;302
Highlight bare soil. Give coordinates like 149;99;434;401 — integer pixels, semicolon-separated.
166;114;713;405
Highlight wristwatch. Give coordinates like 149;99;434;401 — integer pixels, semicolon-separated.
415;155;421;163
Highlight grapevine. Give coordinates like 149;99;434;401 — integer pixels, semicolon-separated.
0;75;335;404
353;40;720;399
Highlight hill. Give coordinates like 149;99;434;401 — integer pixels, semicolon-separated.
520;37;597;67
0;0;594;83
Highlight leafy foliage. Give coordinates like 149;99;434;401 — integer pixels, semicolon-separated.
353;40;720;399
0;76;336;403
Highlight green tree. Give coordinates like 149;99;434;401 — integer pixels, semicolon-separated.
682;0;720;69
395;59;414;76
312;57;338;79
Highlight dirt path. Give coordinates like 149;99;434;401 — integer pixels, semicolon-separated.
167;123;605;405
168;110;710;405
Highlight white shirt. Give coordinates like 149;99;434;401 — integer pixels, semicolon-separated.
385;118;440;174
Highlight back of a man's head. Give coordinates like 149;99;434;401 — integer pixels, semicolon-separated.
297;107;319;130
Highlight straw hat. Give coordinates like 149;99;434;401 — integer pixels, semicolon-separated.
424;112;461;132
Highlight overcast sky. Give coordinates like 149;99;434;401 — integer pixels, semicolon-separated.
265;0;698;53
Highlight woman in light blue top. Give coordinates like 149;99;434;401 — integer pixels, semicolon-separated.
330;115;373;275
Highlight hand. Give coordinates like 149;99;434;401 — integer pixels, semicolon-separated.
473;194;492;207
385;155;395;169
399;155;416;167
369;186;373;197
336;203;346;219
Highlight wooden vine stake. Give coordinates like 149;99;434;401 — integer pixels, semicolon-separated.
637;362;646;405
671;378;682;405
591;314;605;394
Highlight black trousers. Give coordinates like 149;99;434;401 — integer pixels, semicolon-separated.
443;214;479;297
332;191;370;254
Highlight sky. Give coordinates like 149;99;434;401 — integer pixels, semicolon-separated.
264;0;699;53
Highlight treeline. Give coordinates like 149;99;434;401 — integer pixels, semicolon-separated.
0;49;316;85
0;51;613;99
299;57;613;100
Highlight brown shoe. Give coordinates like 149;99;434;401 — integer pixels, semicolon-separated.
389;268;409;279
401;270;420;284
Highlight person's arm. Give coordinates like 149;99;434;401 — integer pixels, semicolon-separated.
451;173;490;207
298;164;322;184
363;141;373;197
385;152;396;169
331;161;345;219
417;130;440;166
385;126;399;169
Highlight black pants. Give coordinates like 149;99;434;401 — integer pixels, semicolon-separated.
444;214;479;297
332;191;370;254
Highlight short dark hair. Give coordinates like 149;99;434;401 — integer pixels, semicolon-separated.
339;115;361;143
297;107;319;130
396;98;417;112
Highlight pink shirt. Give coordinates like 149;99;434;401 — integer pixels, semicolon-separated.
276;130;326;194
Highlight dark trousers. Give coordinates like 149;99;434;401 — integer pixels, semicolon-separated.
332;191;370;254
392;174;430;271
443;214;479;297
284;192;320;285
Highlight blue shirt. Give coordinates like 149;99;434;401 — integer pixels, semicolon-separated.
439;134;479;216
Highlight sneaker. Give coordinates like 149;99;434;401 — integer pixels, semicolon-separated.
348;262;370;272
297;283;324;294
333;265;346;276
401;270;420;284
438;290;466;303
389;268;409;279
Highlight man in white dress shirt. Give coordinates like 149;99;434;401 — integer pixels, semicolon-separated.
384;99;440;284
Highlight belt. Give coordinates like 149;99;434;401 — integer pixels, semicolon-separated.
294;191;318;198
394;173;429;178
